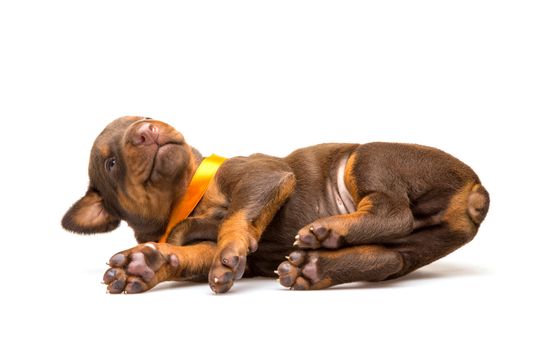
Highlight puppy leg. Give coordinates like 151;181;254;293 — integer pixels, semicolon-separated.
279;204;484;291
389;222;481;280
167;216;221;245
209;171;296;293
276;245;403;290
296;192;414;249
103;242;215;294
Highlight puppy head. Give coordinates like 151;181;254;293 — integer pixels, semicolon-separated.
62;116;198;241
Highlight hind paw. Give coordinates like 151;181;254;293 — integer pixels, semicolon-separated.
294;221;344;249
276;251;330;290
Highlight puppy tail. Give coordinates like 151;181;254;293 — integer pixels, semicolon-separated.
467;184;490;225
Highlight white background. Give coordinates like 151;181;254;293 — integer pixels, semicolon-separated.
1;1;540;349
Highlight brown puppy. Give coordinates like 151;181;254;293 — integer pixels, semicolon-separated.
62;116;489;293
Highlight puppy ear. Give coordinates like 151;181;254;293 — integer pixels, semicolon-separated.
62;189;120;234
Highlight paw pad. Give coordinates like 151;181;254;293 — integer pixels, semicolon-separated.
208;244;248;294
294;222;343;249
103;244;178;294
276;251;321;290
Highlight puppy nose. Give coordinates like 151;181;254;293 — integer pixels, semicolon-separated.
132;122;158;146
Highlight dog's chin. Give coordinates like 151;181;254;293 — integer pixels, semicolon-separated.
149;143;185;184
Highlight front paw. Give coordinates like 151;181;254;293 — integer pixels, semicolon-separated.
294;221;344;249
208;242;249;294
103;243;179;294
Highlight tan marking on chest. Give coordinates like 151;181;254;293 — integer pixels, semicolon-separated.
192;178;228;217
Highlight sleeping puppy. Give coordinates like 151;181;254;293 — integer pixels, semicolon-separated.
62;116;489;293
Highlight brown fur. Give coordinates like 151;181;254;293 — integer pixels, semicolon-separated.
63;117;490;293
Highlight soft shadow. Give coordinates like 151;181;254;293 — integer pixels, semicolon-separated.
150;280;207;292
149;277;272;294
99;262;489;293
329;261;489;290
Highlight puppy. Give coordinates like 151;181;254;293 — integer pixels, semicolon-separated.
62;116;489;293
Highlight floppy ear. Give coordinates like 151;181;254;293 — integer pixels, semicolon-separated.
62;189;120;234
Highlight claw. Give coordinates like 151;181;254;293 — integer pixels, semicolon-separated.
214;277;219;283
285;255;290;260
295;234;300;240
293;240;299;246
274;270;279;275
309;226;314;232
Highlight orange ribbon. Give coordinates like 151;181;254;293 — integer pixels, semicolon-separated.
159;154;227;243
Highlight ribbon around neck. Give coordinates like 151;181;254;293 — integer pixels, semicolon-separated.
158;154;227;243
